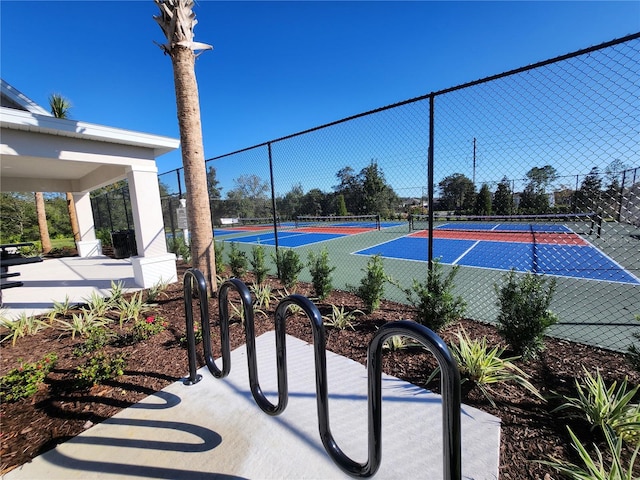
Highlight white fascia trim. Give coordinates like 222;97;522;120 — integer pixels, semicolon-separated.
0;107;180;156
0;79;52;116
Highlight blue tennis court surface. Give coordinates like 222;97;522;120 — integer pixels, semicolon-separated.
214;229;346;247
214;222;404;248
355;236;640;285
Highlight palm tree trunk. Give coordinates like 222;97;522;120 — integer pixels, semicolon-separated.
171;47;216;293
66;193;80;242
155;0;216;294
35;192;51;253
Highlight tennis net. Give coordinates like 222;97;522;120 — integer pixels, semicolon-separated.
295;214;381;230
409;213;600;236
237;217;281;227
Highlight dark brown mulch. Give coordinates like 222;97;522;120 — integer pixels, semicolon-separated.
1;261;638;478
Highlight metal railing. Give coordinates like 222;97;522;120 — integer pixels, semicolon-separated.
182;268;462;479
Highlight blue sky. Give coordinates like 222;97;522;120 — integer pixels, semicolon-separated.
1;1;639;196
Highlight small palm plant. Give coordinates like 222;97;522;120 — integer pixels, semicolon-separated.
56;311;110;339
117;292;150;327
446;328;543;406
552;368;640;445
276;288;304;315
250;283;274;310
109;280;126;305
1;313;49;346
146;278;170;303
48;295;75;321
82;291;113;317
383;335;411;352
538;426;638;480
322;305;363;331
228;300;265;325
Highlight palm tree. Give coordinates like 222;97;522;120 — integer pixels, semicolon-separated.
48;94;81;243
154;0;217;294
34;192;51;253
32;94;73;254
49;93;71;119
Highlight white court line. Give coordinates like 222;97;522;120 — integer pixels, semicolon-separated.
451;240;480;265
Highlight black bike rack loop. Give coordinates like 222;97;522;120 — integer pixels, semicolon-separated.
368;321;462;480
183;269;230;384
183;268;462;480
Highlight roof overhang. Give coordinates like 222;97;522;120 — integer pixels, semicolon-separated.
0;108;180;193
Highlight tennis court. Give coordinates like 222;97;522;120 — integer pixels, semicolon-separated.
354;219;640;285
215;216;404;248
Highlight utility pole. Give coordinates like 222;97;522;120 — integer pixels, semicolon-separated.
472;137;476;186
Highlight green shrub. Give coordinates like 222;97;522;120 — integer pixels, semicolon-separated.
214;241;226;277
18;244;40;257
0;353;58;402
626;314;640;373
109;280;126;305
250;244;269;285
131;315;168;342
353;255;387;313
73;326;113;356
229;242;248;278
96;228;112;247
179;324;203;348
308;248;335;300
273;249;304;290
75;352;126;387
168;236;191;263
495;270;558;359
404;260;465;331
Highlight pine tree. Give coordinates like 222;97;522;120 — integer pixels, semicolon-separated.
493;177;513;215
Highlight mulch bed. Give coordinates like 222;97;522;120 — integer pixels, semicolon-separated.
1;261;638;478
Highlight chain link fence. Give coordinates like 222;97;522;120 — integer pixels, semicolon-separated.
154;33;640;352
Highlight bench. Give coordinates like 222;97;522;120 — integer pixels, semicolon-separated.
0;243;43;290
219;217;239;226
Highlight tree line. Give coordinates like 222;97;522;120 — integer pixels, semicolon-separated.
437;160;632;217
200;160;400;223
2;159;634;244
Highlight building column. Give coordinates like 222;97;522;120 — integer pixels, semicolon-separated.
73;191;102;257
127;165;177;288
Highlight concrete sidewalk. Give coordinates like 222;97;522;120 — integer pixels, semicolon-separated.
3;332;501;480
1;256;140;320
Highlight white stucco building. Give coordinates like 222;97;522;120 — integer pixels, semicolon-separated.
0;79;179;287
